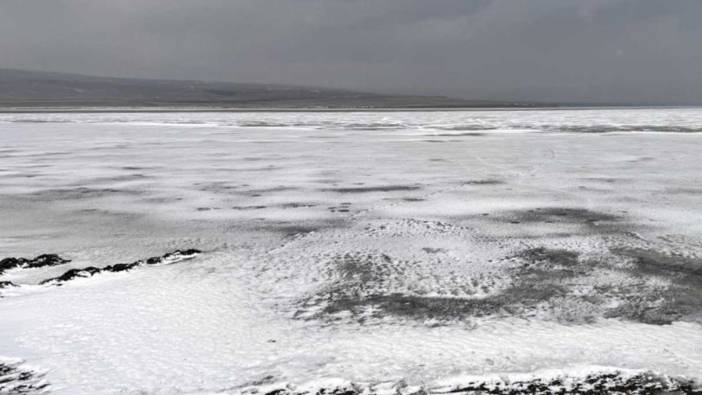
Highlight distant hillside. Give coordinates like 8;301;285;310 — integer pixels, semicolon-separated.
0;69;534;109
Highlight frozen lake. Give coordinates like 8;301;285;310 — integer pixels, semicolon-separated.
1;108;702;394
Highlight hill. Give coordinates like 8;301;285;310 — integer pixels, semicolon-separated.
0;69;533;109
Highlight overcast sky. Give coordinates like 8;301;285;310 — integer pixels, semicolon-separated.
1;0;701;104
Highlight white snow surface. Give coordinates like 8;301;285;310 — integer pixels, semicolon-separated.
1;108;702;393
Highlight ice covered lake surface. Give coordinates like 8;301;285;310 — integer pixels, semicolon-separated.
1;108;702;394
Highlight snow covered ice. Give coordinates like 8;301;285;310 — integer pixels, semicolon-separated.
1;108;702;394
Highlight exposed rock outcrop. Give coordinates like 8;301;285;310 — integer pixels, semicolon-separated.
0;358;49;394
39;249;201;285
0;254;70;275
240;369;700;395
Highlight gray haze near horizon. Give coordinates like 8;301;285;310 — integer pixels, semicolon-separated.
1;0;701;105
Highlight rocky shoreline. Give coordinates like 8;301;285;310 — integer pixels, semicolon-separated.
0;249;202;291
0;254;70;276
240;369;701;395
0;359;49;394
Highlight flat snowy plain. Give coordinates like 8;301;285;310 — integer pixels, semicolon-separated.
1;108;702;394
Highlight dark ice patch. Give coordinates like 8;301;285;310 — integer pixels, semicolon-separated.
297;251;570;323
430;132;486;137
246;186;298;194
240;374;278;389
28;187;141;200
602;248;702;325
231;205;267;210
315;178;340;184
461;179;504;185
517;247;580;268
279;202;317;208
296;243;702;326
335;253;387;283
627;156;656;163
254;219;347;238
663;187;702;195
239;165;281;172
305;287;566;323
542;124;702;134
619;249;702;279
0;148;19;156
432;124;494;131
514;247;702;325
578;177;626;184
328;202;352;213
241;156;270;161
121;166;156;171
77;173;149;185
273;225;323;237
510;207;620;223
400;197;425;202
195;181;243;193
318;293;504;321
322;185;420;193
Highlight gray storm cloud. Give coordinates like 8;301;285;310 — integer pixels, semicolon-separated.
1;0;701;104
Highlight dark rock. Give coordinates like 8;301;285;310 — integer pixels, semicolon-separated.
162;249;202;260
39;249;202;285
41;267;102;284
242;370;700;395
145;257;162;265
428;370;700;394
0;257;23;274
0;360;50;394
24;254;71;268
491;207;626;235
103;262;141;272
0;281;17;289
0;254;70;275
